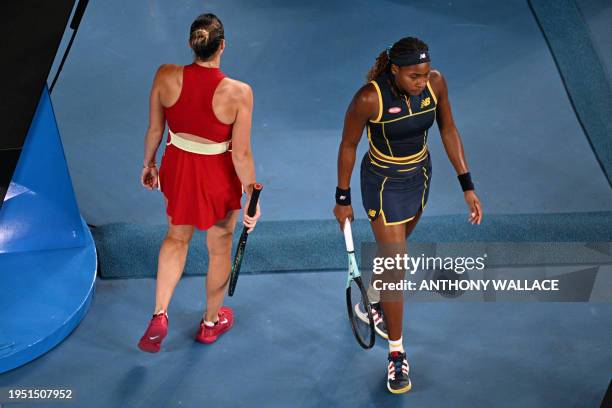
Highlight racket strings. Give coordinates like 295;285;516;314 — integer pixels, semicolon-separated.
349;279;375;347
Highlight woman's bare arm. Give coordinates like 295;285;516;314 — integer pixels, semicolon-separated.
143;65;168;168
230;81;256;194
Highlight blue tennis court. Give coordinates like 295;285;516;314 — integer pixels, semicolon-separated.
1;0;611;406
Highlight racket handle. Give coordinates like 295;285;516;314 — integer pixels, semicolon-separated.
343;218;354;253
246;183;263;217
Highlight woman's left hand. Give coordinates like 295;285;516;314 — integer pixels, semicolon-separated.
243;197;261;233
464;191;482;225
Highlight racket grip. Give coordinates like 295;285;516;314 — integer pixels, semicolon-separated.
246;183;263;217
343;218;354;253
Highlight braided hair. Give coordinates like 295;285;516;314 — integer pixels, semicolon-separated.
366;37;429;82
189;13;225;61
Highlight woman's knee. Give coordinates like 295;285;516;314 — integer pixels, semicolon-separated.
405;210;423;237
207;228;233;256
166;225;194;245
371;221;406;244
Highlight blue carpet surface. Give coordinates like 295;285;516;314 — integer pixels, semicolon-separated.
575;0;612;80
529;0;612;185
0;274;610;407
94;211;612;278
49;0;612;225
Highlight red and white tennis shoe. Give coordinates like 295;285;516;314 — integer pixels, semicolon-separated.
195;306;234;344
137;311;168;353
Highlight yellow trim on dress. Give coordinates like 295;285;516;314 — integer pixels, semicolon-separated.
367;126;392;161
381;123;393;157
370;80;383;122
365;81;433;226
421;166;429;209
379;176;388;223
382;212;418;226
379;176;418;226
403;95;412;115
366;124;427;162
368;151;425;170
368;159;390;169
427;81;437;104
369;141;428;163
376;163;430;226
370;107;436;124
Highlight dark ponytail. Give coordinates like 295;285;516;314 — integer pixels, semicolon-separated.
189;13;224;61
366;36;429;82
366;50;390;82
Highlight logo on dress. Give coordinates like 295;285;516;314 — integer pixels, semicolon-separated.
368;209;377;218
388;107;402;114
420;97;431;108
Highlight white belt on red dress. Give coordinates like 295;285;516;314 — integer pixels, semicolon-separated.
167;130;231;155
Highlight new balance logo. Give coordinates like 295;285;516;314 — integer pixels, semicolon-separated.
420;97;431;108
420;53;426;59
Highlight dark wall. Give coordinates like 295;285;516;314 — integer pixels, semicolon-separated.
0;1;76;204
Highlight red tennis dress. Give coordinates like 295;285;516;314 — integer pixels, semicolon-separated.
159;64;242;230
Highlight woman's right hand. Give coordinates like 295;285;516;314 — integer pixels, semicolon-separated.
333;204;354;230
243;195;261;233
141;166;159;190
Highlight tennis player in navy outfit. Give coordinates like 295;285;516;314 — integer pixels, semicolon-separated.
333;36;483;394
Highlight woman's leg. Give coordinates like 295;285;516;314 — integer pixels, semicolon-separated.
370;218;406;342
203;209;239;322
154;217;195;313
404;209;423;238
370;210;423;341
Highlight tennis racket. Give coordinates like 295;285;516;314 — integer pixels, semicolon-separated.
343;219;375;349
228;183;263;297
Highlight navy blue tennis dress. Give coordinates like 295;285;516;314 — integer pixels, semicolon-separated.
360;72;437;225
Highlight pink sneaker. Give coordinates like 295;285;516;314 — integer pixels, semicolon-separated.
137;312;168;353
195;306;234;344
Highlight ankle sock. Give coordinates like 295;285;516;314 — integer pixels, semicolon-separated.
389;337;404;353
203;315;219;327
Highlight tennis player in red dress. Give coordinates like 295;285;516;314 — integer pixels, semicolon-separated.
137;13;260;352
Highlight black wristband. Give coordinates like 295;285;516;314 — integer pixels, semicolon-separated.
335;187;351;206
458;172;474;192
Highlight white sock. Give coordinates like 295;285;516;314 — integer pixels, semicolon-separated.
389;337;404;353
203;314;219;327
155;309;166;316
